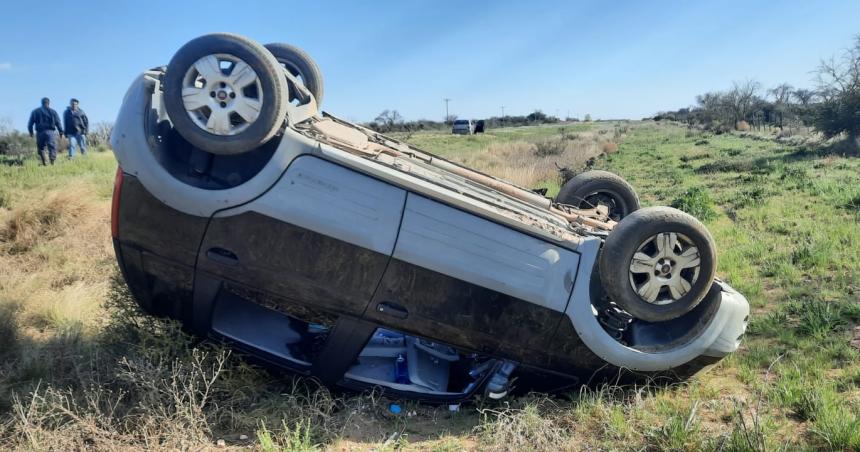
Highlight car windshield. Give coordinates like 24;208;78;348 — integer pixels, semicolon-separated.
453;120;469;125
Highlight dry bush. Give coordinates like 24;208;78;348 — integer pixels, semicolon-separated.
533;138;567;157
601;141;619;154
475;395;570;451
465;132;606;189
0;275;348;450
736;120;751;131
6;349;230;450
0;266;399;450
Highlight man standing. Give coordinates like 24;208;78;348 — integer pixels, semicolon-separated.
27;97;64;166
63;98;89;158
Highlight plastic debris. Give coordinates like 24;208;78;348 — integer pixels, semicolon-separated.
389;403;401;414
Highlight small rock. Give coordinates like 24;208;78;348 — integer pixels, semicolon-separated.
216;439;226;448
239;434;248;441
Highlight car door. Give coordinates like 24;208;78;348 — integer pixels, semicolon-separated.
364;194;580;361
196;155;407;320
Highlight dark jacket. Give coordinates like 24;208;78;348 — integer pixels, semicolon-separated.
63;107;89;135
27;106;63;135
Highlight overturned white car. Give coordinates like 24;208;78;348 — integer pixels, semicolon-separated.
109;33;748;401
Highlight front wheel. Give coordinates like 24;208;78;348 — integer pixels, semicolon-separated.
163;33;289;155
598;207;716;322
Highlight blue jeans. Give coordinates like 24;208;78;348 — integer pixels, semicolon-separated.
68;133;87;157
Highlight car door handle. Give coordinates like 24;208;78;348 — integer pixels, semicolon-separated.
206;247;239;266
376;301;408;319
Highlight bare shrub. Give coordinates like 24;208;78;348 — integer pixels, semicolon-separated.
6;348;231;450
87;122;114;149
0;270;356;450
736;120;751;131
0;117;35;163
601;141;619;154
533;138;567;157
558;127;579;141
475;395;570;451
450;128;618;192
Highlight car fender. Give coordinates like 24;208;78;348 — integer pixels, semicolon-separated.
565;239;749;372
110;73;318;218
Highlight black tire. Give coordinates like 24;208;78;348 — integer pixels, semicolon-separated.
163;33;288;155
264;42;324;106
599;207;716;322
556;170;639;221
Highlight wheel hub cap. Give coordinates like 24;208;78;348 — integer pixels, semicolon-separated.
181;53;264;136
628;232;702;305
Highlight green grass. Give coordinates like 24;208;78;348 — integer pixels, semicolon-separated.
0;150;117;206
391;123;594;157
1;123;859;450
593;123;860;449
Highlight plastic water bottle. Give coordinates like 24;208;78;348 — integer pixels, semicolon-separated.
394;353;410;384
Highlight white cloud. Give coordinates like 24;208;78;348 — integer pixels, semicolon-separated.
0;62;11;71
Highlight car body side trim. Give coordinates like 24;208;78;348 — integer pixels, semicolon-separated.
393;194;580;312
213;155;407;256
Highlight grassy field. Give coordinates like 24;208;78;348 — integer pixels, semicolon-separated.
0;122;859;450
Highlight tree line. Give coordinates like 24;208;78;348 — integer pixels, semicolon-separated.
366;109;573;133
655;36;860;142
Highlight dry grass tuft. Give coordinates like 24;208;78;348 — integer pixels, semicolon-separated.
0;183;111;335
459;132;609;190
475;395;570;451
0;186;92;254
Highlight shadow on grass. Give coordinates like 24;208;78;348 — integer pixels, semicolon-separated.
696;137;860;176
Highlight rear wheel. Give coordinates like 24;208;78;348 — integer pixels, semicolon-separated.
163;33;288;155
264;42;324;106
556;170;639;221
599;207;716;322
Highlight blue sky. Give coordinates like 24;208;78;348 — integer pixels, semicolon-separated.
0;1;857;129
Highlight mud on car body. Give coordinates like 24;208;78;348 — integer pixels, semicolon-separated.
110;33;748;402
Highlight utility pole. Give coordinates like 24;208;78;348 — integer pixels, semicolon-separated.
500;106;505;118
443;98;451;124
